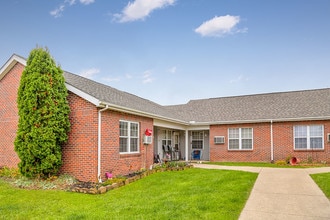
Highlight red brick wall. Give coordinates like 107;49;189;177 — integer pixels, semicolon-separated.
210;123;271;162
273;121;330;163
61;92;99;182
0;62;22;168
62;93;154;182
210;120;330;163
100;110;154;181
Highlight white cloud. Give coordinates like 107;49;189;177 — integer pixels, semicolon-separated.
195;15;247;37
50;0;95;17
230;75;249;83
65;0;76;5
142;70;154;83
114;0;176;23
168;66;177;74
80;0;95;5
79;68;100;79
50;5;65;18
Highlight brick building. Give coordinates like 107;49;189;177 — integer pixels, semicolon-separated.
1;54;330;182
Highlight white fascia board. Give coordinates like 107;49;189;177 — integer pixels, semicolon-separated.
153;119;188;130
65;83;100;106
99;101;189;126
0;54;26;80
187;125;210;130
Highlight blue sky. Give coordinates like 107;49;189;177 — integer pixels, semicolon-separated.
1;0;329;105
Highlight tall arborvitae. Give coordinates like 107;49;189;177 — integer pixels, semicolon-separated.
14;47;70;178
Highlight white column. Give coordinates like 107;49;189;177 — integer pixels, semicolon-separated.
185;129;189;161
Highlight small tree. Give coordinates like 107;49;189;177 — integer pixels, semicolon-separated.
14;47;70;178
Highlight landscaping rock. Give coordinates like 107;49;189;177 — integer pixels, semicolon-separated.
98;186;107;194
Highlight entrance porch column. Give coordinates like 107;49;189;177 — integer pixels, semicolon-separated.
185;129;189;161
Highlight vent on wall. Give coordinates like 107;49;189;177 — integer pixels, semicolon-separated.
143;135;152;145
214;136;225;144
328;133;330;142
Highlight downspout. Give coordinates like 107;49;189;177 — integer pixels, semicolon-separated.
270;120;274;162
185;130;189;161
98;105;110;183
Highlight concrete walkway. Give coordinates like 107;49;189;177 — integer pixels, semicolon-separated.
193;164;330;220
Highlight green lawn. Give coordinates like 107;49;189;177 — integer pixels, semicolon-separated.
310;172;330;200
0;168;257;220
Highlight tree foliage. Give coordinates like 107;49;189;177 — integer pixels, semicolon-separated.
14;47;70;178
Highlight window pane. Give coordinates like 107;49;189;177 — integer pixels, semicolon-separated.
192;140;203;149
310;137;322;149
229;128;239;139
167;131;172;139
241;128;252;139
120;121;128;136
295;138;307;149
130;138;138;152
229;139;239;149
310;125;323;137
192;132;203;140
242;139;252;149
294;126;307;137
130;123;138;137
119;137;128;152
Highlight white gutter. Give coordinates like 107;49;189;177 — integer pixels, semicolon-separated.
97;104;110;183
270;120;274;162
191;116;330;126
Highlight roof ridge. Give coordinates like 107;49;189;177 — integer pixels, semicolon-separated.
188;88;330;103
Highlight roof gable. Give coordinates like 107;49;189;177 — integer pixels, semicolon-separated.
0;54;26;81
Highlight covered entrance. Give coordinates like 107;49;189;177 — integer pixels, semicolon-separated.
153;125;210;162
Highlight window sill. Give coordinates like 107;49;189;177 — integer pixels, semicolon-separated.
228;149;253;152
294;149;324;152
120;153;141;158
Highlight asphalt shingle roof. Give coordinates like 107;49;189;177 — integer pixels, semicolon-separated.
64;70;330;124
63;71;184;122
165;89;330;123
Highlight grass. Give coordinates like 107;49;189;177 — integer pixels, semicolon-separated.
310;172;330;200
204;161;328;168
0;168;257;220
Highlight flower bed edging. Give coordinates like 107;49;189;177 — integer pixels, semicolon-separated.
69;164;193;194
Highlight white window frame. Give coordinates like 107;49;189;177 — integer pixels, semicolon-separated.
228;128;253;150
119;120;139;154
191;131;204;149
294;125;324;150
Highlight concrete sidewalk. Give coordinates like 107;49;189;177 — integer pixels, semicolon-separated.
193;164;330;220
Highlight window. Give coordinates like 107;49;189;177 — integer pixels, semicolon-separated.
119;121;139;153
294;125;324;150
228;128;253;150
192;131;204;149
162;130;172;147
